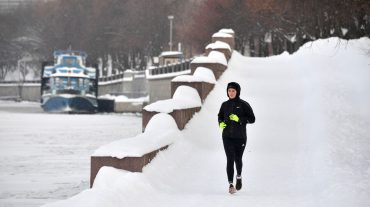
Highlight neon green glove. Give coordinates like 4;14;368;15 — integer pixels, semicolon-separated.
229;114;239;122
219;122;227;129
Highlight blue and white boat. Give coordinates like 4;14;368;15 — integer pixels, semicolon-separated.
40;50;98;113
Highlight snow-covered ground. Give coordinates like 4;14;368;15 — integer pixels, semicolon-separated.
0;102;142;207
2;37;370;207
43;37;370;207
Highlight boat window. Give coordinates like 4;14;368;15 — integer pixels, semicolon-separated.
70;77;78;89
63;57;77;66
61;77;67;89
79;78;83;89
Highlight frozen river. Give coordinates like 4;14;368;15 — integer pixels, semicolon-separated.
0;101;142;207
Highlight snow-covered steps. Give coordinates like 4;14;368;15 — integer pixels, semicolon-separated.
212;28;235;50
190;30;233;80
190;51;228;80
142;85;202;131
90;28;235;188
205;41;232;61
90;113;180;187
171;67;216;103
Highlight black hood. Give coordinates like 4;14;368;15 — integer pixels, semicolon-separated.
227;82;240;99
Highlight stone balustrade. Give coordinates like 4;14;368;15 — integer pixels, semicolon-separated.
90;28;235;188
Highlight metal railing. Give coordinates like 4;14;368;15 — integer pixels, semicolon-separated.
98;70;146;82
98;73;124;82
0;80;41;84
147;59;191;76
0;71;144;84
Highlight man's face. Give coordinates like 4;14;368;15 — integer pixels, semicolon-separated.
228;88;237;99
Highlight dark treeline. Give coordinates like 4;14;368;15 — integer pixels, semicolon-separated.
0;0;192;78
0;0;369;79
183;0;370;56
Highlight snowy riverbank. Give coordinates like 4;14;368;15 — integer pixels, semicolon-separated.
42;37;370;207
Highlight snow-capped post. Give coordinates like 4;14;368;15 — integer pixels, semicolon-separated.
90;113;179;187
142;86;202;131
90;147;166;187
190;51;227;80
205;41;232;61
171;67;216;103
211;29;235;50
91;29;235;190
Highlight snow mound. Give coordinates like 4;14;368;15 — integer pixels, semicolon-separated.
145;113;178;133
144;86;201;113
93;113;179;158
218;28;235;35
205;41;231;51
191;51;227;66
172;67;216;84
212;32;233;38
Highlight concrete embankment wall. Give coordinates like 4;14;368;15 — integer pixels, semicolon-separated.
146;77;173;103
0;74;147;102
98;77;147;98
0;84;41;101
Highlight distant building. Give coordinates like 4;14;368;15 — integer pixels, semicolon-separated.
158;51;184;66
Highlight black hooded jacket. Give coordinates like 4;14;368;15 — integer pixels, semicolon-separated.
218;82;255;141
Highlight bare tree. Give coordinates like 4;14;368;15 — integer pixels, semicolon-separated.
1;0;369;80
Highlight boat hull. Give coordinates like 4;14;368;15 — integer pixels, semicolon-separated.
41;95;98;113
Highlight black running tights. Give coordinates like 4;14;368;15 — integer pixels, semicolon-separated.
222;138;246;183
